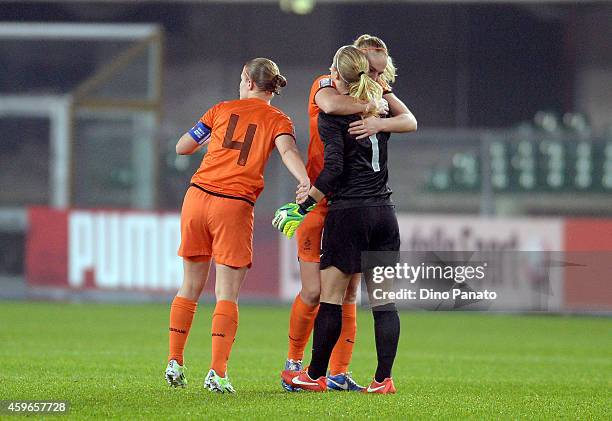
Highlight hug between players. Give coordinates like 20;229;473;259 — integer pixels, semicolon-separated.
165;34;417;395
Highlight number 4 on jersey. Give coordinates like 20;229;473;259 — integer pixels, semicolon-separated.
223;114;257;166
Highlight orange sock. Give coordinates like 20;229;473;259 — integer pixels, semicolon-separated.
168;296;197;365
329;303;357;375
287;294;319;361
210;300;239;375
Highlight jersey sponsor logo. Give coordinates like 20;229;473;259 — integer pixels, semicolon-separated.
319;78;333;89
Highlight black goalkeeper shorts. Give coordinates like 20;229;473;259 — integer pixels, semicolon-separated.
320;205;400;275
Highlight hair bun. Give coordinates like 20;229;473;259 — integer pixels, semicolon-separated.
275;74;287;88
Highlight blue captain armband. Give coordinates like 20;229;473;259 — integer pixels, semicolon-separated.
188;121;212;145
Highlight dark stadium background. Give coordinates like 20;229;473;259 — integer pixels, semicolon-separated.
0;2;610;418
1;0;611;305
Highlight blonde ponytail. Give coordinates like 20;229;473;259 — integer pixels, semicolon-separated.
332;45;383;117
350;72;383;112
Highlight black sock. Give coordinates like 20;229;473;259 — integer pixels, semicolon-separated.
372;303;400;382
307;302;342;379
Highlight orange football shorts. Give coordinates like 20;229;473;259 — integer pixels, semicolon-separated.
296;200;328;263
178;185;254;268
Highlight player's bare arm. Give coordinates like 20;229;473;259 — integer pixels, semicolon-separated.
348;93;417;139
315;87;386;116
176;121;213;155
303;185;325;203
275;134;311;202
176;133;202;155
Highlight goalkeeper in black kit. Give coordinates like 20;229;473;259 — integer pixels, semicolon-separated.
273;45;416;393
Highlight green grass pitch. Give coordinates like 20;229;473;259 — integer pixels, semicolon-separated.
0;302;610;420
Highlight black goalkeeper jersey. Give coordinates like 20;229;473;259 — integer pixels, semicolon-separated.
314;112;392;210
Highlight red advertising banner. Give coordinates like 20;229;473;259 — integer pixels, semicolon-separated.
563;219;612;311
26;207;69;287
26;207;279;299
26;208;612;310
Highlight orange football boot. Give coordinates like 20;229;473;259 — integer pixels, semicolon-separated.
281;369;327;392
363;377;396;394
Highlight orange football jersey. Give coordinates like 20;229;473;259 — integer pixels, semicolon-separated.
191;98;295;203
306;75;336;182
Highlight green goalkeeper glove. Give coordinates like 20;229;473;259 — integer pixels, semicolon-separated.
272;197;316;239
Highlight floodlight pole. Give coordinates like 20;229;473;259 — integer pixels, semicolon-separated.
479;134;495;216
50;96;73;209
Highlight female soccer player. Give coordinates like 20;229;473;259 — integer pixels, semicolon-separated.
275;45;407;394
165;58;310;393
281;34;416;392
